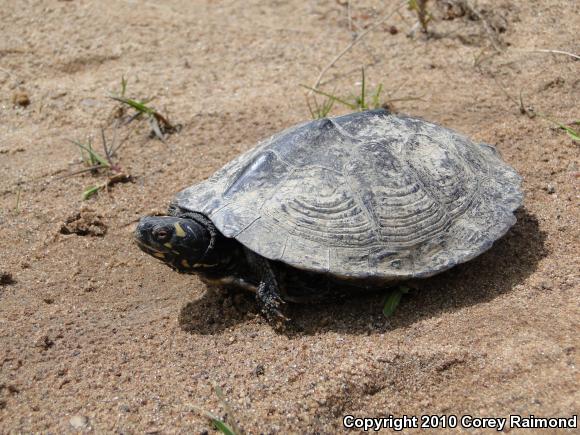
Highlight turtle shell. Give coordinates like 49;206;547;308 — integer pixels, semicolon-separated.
174;109;522;280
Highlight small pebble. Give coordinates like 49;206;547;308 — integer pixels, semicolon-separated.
545;184;556;194
12;91;30;107
254;364;265;377
69;415;89;430
35;335;54;350
80;98;99;107
0;272;15;285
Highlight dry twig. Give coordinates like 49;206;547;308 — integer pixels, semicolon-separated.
311;1;406;91
523;49;580;61
462;0;503;53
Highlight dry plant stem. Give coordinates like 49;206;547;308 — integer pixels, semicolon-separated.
416;0;429;33
110;120;140;156
14;186;21;213
488;72;520;109
101;128;112;164
0;66;14;77
525;49;580;61
347;1;353;33
462;0;503;53
488;70;536;118
56;165;103;180
311;1;406;91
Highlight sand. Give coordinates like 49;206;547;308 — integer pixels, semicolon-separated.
0;0;578;433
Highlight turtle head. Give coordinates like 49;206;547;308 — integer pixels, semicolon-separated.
135;216;211;272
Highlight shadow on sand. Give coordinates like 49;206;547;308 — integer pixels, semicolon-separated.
178;208;546;336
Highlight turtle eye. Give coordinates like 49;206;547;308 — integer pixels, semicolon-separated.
153;227;171;242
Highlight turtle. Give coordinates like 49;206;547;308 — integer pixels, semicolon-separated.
135;109;523;324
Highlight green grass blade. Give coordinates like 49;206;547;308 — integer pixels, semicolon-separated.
322;97;335;117
306;93;336;119
87;139;97;166
383;285;410;317
71;140;111;168
306;96;316;119
120;76;128;97
360;67;366;110
560;124;579;141
300;85;357;109
211;417;237;435
82;185;102;200
542;117;580;142
78;144;87;165
110;96;156;115
372;83;383;109
212;385;243;435
207;412;236;435
566;129;580;141
564;129;579;141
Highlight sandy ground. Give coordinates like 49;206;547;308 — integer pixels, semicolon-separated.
1;0;579;433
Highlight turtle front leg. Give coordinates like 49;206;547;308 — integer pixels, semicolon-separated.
244;249;288;324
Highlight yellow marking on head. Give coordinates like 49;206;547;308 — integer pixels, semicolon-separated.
164;242;173;249
174;222;186;237
136;240;163;253
153;252;166;259
181;259;191;268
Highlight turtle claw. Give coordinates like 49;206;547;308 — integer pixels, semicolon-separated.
264;306;290;327
256;281;290;326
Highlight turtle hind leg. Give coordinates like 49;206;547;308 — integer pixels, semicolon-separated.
256;280;289;325
243;248;289;326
